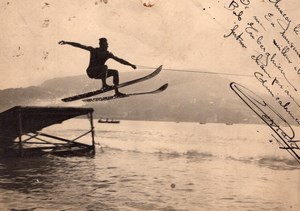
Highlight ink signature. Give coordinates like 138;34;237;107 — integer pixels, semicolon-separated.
230;82;300;163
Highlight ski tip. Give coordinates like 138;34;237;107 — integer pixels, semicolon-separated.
158;65;163;70
161;83;168;90
61;97;75;102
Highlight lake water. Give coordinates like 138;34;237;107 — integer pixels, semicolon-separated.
0;119;300;211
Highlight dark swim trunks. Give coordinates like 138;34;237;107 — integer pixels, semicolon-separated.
86;65;107;79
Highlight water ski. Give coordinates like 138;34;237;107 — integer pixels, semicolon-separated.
62;65;163;102
83;83;168;102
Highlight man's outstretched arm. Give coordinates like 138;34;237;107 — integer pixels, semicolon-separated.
111;54;136;69
58;40;93;51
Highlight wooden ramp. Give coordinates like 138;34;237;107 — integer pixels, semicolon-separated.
0;106;96;157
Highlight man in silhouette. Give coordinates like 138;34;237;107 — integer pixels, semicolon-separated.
58;38;136;96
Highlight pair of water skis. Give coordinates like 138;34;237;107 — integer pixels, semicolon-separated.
61;65;168;102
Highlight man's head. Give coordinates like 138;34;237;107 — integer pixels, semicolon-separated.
99;37;108;50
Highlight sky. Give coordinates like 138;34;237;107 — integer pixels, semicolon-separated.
0;0;299;91
0;0;244;89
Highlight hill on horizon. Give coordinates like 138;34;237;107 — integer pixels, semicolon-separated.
0;69;263;123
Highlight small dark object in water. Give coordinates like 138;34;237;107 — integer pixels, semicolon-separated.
171;183;176;188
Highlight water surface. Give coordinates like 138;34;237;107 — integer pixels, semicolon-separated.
1;120;299;210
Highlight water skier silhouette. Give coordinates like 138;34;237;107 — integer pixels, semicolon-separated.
58;38;136;97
